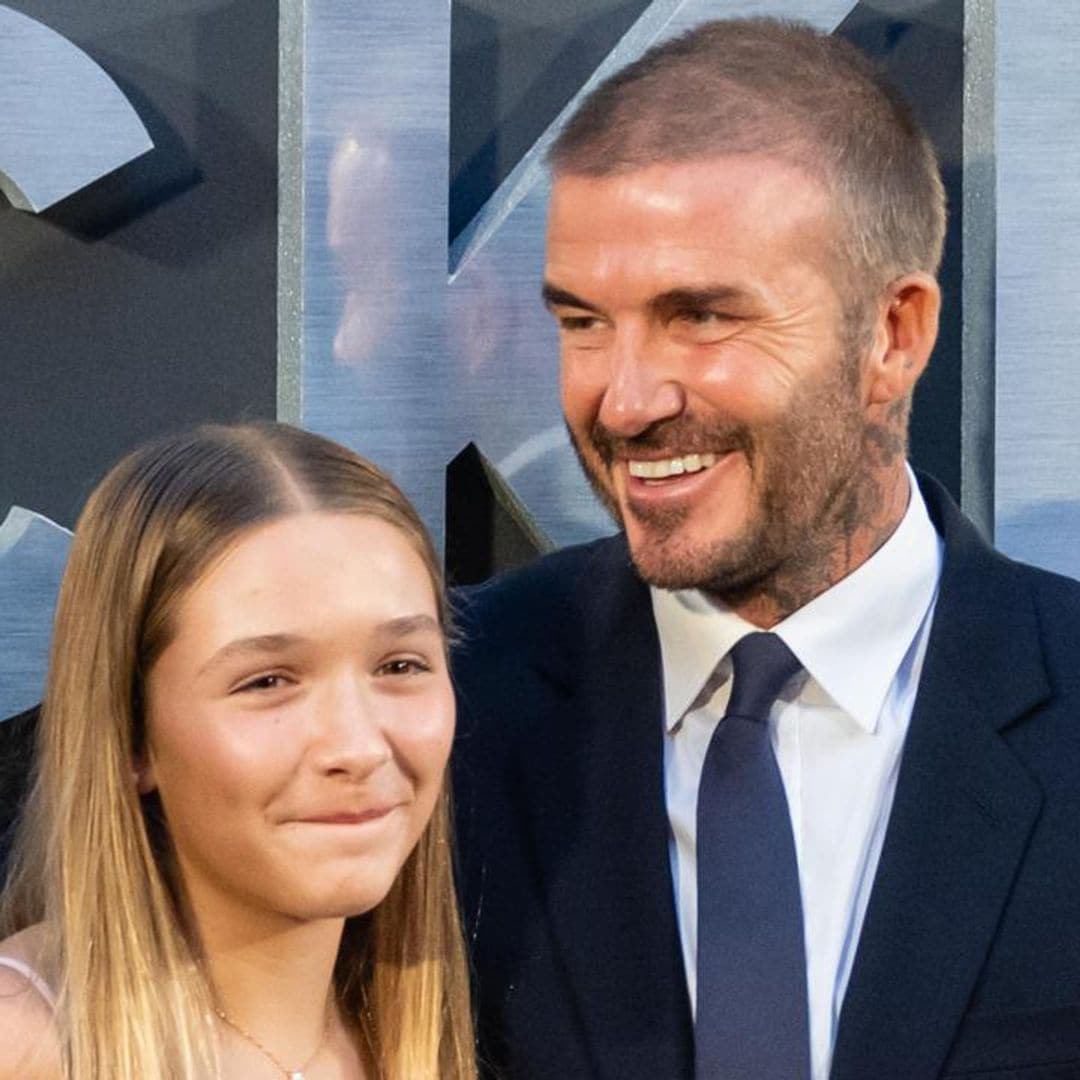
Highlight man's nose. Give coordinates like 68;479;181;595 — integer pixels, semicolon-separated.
311;675;393;778
596;323;684;437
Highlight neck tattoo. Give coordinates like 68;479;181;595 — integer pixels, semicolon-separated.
214;1002;331;1080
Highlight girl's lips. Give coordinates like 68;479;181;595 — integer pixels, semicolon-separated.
298;806;397;825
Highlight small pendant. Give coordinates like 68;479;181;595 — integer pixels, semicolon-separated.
290;1073;305;1080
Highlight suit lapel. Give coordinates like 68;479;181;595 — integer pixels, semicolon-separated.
518;536;694;1080
831;477;1047;1080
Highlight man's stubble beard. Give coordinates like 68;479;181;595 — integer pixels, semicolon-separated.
567;345;870;608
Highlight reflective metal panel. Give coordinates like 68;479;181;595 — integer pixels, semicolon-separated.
301;0;858;548
961;0;996;539
279;0;305;425
0;5;152;212
995;4;1080;577
0;508;69;718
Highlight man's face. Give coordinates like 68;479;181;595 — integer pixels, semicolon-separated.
545;155;873;596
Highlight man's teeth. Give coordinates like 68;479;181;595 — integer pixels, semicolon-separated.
628;452;717;479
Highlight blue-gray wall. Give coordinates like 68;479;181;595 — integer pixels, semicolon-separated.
0;0;278;715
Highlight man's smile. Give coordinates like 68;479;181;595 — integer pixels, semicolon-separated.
618;449;747;515
627;452;718;480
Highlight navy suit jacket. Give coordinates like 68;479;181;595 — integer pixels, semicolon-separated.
451;475;1080;1079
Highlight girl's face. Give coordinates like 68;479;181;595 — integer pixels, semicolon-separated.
141;511;454;927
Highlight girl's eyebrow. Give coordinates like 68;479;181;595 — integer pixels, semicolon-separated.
197;614;442;677
198;633;304;677
377;614;442;639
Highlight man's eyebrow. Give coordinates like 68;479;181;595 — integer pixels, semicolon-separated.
651;285;756;313
541;282;602;313
199;633;305;677
541;282;758;316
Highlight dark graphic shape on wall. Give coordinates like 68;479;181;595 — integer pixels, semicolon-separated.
445;442;553;586
0;4;153;212
449;0;653;257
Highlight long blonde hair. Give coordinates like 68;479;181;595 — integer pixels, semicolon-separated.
0;423;475;1079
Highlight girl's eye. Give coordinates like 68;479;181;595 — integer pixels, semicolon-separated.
235;674;289;693
377;658;431;677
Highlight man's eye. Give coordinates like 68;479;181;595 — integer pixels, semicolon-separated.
675;309;725;325
377;657;432;677
558;314;603;332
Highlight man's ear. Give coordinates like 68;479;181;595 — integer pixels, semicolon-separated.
864;272;941;406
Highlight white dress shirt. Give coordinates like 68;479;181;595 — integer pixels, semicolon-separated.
653;469;943;1080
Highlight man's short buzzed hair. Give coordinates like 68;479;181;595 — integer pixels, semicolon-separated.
549;17;946;304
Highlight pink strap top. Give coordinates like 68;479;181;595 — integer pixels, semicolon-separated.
0;955;56;1010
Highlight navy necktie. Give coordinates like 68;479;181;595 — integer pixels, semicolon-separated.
695;632;811;1079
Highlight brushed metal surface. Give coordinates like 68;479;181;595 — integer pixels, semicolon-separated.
995;3;1080;577
279;0;304;425
0;508;70;719
961;0;995;540
0;5;153;213
301;0;858;548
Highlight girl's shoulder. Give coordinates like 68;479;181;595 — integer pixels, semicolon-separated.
0;925;61;1079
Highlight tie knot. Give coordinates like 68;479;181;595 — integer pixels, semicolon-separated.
726;632;801;722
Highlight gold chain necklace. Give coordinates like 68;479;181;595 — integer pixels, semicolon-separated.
214;1004;330;1080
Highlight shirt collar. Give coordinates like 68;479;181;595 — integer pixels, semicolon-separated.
651;467;943;735
651;585;755;733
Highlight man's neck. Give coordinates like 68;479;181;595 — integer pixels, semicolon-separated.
718;465;912;629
